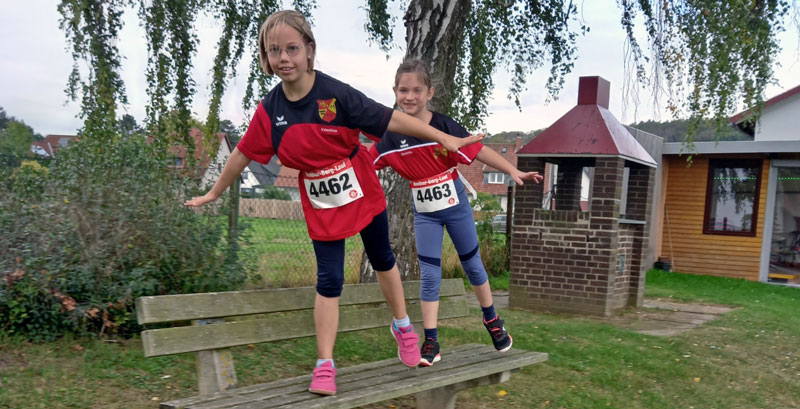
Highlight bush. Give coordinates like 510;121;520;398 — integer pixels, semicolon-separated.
470;193;509;277
241;185;291;200
0;134;252;341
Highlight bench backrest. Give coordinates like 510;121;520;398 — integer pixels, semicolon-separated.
136;279;467;357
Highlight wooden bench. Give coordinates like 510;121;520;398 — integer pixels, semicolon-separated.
136;279;548;409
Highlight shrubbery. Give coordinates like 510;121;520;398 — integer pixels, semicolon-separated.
0;134;252;341
443;193;509;279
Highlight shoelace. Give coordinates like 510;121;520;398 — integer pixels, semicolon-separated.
421;340;436;354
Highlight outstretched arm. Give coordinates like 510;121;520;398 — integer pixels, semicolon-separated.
476;146;543;186
387;111;484;152
185;148;251;207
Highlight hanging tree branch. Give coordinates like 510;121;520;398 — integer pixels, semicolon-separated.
621;0;792;145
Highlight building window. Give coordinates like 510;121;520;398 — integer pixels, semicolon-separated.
703;159;762;236
501;147;507;153
485;172;505;184
173;157;183;167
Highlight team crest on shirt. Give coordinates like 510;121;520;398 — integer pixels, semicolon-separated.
317;98;337;122
433;147;449;160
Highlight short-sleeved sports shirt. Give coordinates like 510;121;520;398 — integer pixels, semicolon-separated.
237;71;394;241
370;111;482;180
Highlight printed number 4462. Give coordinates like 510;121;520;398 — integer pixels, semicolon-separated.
309;174;353;197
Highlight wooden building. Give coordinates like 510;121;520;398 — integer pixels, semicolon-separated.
655;84;800;284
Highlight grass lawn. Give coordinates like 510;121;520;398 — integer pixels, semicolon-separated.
1;270;799;408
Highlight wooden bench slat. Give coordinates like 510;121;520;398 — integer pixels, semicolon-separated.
309;350;547;409
163;345;547;409
137;279;465;325
142;296;467;357
169;345;488;409
161;344;485;409
218;348;531;409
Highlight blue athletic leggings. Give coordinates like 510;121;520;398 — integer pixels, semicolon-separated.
414;179;488;302
312;209;396;298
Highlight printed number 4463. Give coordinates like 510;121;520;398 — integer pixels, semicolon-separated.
416;184;451;202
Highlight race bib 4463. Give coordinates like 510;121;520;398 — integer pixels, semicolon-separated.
410;170;458;213
303;159;364;209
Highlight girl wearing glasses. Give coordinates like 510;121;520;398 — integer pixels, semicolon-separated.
185;11;483;396
370;59;543;367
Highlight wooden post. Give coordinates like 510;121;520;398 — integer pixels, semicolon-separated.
193;319;237;395
228;177;241;259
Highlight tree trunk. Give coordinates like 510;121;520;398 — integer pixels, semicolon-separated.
359;0;472;283
359;168;417;282
404;0;471;111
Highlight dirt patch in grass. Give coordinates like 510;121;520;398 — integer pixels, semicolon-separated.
600;298;738;336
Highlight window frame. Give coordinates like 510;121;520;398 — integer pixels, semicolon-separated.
702;159;762;237
486;172;505;184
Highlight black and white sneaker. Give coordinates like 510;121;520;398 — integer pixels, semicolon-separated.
483;316;512;352
419;338;441;367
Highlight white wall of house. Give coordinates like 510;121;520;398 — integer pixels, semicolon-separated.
240;168;261;191
755;93;800;142
201;140;232;188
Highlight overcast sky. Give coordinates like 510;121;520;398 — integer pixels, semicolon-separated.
1;1;798;136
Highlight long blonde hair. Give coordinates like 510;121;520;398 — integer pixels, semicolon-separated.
258;10;316;76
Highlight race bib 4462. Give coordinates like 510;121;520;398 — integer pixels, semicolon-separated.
304;159;364;209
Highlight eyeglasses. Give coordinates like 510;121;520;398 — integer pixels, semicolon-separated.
266;44;305;58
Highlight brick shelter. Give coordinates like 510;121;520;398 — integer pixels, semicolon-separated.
509;76;657;316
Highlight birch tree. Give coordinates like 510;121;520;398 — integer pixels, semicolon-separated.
57;0;795;281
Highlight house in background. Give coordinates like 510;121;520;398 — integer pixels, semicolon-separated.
30;134;78;157
653;84;800;286
167;128;232;188
457;139;523;211
240;157;281;196
273;165;301;201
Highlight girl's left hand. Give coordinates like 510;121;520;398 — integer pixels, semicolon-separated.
511;171;543;186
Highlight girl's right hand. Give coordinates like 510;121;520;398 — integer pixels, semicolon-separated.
444;133;485;152
184;191;220;207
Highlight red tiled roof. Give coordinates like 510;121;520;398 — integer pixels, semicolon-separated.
730;83;800;124
167;128;229;169
36;134;78;157
274;166;300;188
518;76;656;167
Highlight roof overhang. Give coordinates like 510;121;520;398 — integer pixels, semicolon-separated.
516;152;657;168
730;84;800;124
663;140;800;155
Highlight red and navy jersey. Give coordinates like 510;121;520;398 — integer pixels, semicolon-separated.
237;71;393;241
370;111;482;180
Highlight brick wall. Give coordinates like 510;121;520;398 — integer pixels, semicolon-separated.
510;156;653;316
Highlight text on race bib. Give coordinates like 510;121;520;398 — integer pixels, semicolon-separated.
410;170;459;213
303;158;364;209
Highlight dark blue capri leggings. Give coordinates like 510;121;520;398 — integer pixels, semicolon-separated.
414;179;488;302
312;210;396;298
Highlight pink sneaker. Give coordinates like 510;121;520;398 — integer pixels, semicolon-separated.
391;323;421;367
308;361;336;396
